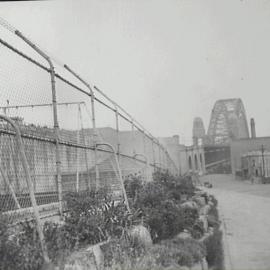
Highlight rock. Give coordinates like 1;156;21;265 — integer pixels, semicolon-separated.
40;261;56;270
63;250;96;270
199;205;211;215
176;230;191;239
181;201;199;210
193;196;206;207
189;258;208;270
129;225;152;248
179;267;189;270
208;201;214;207
199;215;208;232
201;257;208;270
165;265;189;270
207;214;220;228
190;261;202;270
87;244;104;270
64;242;105;270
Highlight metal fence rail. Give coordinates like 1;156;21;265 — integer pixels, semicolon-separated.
0;17;179;225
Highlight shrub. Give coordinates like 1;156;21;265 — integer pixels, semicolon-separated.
153;171;195;199
158;238;206;267
126;172;198;242
124;174;144;201
182;207;199;230
203;194;224;270
64;189;132;244
190;219;205;239
101;237;146;268
0;215;44;270
144;200;185;242
102;237;205;270
203;228;224;270
0;187;136;270
43;221;76;265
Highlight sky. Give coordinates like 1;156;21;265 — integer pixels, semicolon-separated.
0;0;270;144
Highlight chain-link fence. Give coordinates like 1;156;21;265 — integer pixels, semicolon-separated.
0;17;179;227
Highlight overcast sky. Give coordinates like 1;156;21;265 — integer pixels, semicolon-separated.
0;0;270;143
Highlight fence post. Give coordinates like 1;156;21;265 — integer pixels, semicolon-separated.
115;107;120;160
78;103;92;191
131;119;136;156
142;131;146;157
0;165;21;209
151;138;157;171
134;153;151;182
0;115;50;263
14;30;63;217
158;142;162;167
63;65;100;190
96;143;130;212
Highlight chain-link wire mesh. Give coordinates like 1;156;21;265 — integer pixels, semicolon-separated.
0;22;59;224
0;17;179;226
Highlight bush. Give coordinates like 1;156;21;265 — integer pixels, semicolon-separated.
124;174;144;201
102;237;146;268
144;200;185;242
190;219;205;239
43;221;76;265
0;188;135;270
125;172;198;242
182;207;199;230
102;237;205;270
203;228;224;270
156;238;206;267
203;194;224;270
153;171;195;199
64;189;132;244
133;182;167;209
0;215;44;270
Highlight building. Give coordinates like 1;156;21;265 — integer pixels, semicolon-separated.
241;150;270;183
230;136;270;180
159;135;205;175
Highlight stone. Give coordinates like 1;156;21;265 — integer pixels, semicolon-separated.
190;261;202;270
63;251;96;270
176;230;191;239
189;258;208;270
201;257;208;270
63;242;105;270
199;204;211;215
208;201;214;207
129;225;153;248
181;201;199;210
87;244;104;270
193;196;206;207
199;215;208;232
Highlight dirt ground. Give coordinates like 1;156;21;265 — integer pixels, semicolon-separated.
201;174;270;270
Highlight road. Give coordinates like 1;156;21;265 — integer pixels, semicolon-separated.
201;174;270;270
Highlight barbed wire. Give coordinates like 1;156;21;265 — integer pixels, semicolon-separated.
0;17;16;33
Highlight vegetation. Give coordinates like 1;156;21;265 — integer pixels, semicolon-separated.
0;188;132;269
102;236;205;270
203;195;224;270
0;171;224;270
0;215;43;270
125;171;200;242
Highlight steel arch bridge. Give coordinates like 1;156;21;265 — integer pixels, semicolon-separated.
207;98;249;145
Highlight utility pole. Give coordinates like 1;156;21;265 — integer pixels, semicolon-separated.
261;144;265;179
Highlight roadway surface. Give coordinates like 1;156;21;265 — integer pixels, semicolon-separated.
200;174;270;270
